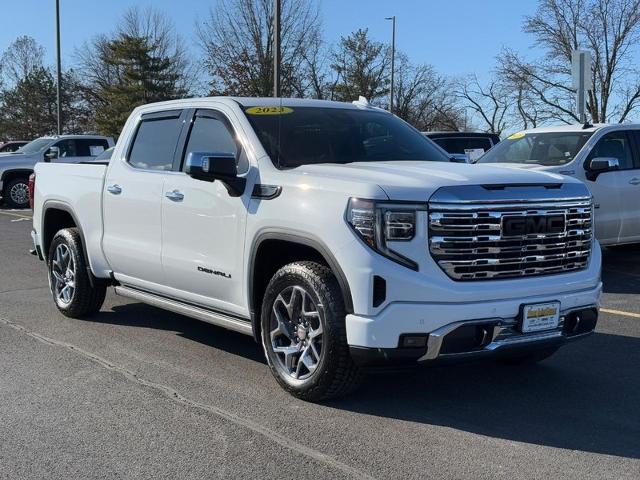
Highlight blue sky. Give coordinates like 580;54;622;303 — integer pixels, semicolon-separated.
0;0;539;80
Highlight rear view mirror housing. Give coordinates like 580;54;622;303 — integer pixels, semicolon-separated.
586;156;619;181
185;152;246;197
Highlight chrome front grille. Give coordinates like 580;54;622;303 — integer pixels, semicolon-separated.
428;199;593;280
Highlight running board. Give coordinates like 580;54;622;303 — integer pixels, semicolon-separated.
114;286;253;336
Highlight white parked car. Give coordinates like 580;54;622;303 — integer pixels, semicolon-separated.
477;123;640;246
31;98;601;400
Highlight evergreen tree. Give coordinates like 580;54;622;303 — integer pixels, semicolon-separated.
94;34;186;137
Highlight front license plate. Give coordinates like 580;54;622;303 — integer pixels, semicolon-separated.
521;302;560;333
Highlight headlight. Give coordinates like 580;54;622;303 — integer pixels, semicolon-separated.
346;198;422;270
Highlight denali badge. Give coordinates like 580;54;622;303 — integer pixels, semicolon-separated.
502;214;566;237
197;266;231;279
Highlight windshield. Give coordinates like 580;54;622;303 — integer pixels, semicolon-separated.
243;106;449;168
17;138;53;155
478;131;592;166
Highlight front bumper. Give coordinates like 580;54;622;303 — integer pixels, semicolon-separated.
350;305;598;367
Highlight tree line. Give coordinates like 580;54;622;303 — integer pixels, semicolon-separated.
1;0;640;141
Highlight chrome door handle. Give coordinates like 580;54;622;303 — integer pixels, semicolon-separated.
165;189;184;202
107;184;122;195
629;178;640;186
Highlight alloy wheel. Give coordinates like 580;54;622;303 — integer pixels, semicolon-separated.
270;285;323;380
9;182;28;206
51;244;75;304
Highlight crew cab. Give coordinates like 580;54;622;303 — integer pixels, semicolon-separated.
1;134;114;208
31;98;602;400
477;123;640;246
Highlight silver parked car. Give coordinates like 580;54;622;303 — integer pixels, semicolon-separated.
0;135;114;208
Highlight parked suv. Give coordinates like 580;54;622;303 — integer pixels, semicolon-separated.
477;124;640;246
31;98;601;401
423;131;500;162
0;135;114;208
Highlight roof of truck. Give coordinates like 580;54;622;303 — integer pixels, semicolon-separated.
138;96;387;112
514;123;640;135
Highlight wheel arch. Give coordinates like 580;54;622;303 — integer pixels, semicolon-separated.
1;168;33;184
41;201;103;287
248;230;354;342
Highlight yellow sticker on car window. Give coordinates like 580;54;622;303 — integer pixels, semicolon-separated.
507;131;526;140
245;106;294;115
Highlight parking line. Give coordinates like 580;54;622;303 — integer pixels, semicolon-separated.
601;308;640;319
0;211;31;219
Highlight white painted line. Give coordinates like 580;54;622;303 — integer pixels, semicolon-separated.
0;211;32;220
601;308;640;319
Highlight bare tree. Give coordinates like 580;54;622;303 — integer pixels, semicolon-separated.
196;0;321;97
393;54;464;131
1;36;45;86
498;0;640;123
454;75;511;135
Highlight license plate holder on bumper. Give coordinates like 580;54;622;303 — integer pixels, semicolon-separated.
519;301;561;333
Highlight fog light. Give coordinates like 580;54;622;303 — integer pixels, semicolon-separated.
401;335;427;348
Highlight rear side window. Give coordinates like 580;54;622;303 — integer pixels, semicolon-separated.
433;137;493;154
128;116;182;171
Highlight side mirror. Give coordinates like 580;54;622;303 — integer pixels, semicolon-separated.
185;152;246;197
44;146;59;162
586;156;619;181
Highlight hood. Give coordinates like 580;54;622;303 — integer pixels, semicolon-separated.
0;151;39;170
293;161;572;201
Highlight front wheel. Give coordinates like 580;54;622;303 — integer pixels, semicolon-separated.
3;177;30;209
48;228;106;318
260;261;361;401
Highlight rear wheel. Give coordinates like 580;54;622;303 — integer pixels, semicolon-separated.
261;261;361;401
3;177;30;209
48;228;106;318
497;346;559;365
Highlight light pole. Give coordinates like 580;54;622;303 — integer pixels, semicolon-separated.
385;16;396;114
55;0;62;135
273;0;281;97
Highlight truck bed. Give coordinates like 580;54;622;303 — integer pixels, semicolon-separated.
33;162;111;277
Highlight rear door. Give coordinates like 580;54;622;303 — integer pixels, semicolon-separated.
102;110;187;286
583;131;633;244
160;108;252;314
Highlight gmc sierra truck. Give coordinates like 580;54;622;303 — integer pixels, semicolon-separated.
477;123;640;246
31;97;602;401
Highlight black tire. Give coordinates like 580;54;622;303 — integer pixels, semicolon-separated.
47;228;106;318
260;261;362;401
3;177;30;209
496;346;559;365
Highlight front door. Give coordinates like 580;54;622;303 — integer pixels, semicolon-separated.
617;130;640;243
583;131;634;245
102;110;186;287
161;108;253;315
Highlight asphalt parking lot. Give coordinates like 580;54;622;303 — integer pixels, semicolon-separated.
0;207;638;479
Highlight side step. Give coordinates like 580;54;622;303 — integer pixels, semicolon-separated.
114;285;253;336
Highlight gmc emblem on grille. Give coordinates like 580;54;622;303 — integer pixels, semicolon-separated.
502;214;566;237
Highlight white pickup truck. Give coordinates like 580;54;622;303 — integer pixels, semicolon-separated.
477;123;640;246
31;98;602;400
